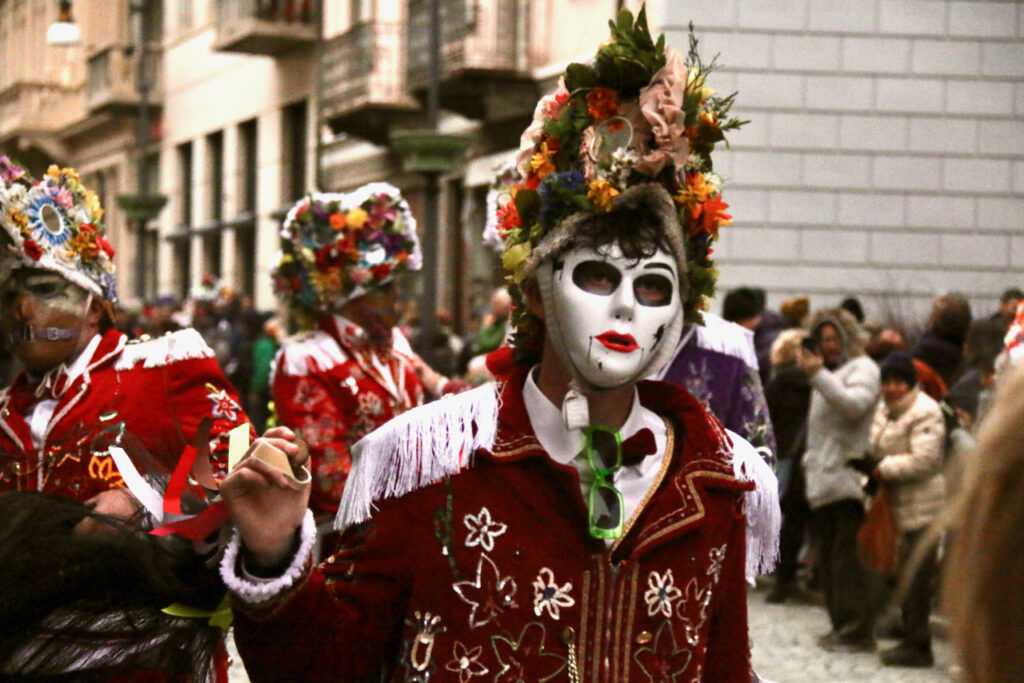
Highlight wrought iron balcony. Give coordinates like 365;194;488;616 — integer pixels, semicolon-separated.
85;43;162;115
321;20;420;145
213;0;317;56
405;0;534;120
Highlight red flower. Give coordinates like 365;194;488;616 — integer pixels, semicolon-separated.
371;263;391;280
496;200;521;236
96;236;115;258
690;194;732;239
23;239;42;261
586;87;619;121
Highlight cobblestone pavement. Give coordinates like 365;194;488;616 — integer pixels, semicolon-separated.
227;584;959;681
749;582;957;683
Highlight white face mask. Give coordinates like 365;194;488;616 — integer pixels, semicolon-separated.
545;243;681;389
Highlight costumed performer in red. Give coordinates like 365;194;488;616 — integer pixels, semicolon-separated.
220;9;777;682
0;158;252;680
269;183;465;522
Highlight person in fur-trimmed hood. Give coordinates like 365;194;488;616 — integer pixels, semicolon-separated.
797;306;881;652
217;9;778;682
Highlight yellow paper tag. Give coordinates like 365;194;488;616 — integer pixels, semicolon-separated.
162;593;233;629
227;423;251;471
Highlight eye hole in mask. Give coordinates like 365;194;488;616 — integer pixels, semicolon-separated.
572;261;673;306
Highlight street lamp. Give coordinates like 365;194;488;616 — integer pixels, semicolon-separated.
46;0;81;46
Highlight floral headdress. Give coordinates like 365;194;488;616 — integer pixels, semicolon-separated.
0;161;118;303
272;182;421;327
498;8;745;357
481;156;519;252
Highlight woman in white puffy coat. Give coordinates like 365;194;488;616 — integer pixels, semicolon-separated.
869;351;946;668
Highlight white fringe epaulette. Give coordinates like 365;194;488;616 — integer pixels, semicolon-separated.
335;383;501;531
113;328;214;370
695;312;759;370
726;429;781;584
273;329;349;378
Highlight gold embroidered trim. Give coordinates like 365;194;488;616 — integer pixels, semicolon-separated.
611;417;675;554
635;470;739;556
622;563;640;680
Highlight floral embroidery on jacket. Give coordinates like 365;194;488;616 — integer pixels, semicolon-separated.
633;620;693;682
206;386;241;421
445;641;489;682
491;622;565;682
463;507;507;552
453;554;518;629
531;567;574;620
644;569;684;618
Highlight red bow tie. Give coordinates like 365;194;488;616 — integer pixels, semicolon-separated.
621;428;657;467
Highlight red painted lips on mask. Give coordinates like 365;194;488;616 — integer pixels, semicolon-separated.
595;331;639;353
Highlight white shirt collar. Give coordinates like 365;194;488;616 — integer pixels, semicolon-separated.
522;366;658;465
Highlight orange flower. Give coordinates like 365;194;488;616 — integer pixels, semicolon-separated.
691;194;732;238
530;139;557;179
587;180;619;212
496;199;521;235
586;87;619;121
329;212;347;231
673;172;712;212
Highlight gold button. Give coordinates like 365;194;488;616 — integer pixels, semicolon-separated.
560;627;575;644
635;630;653;645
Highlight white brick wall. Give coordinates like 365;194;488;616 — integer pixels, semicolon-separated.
657;0;1024;323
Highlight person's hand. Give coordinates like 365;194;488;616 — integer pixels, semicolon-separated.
76;488;141;535
797;346;824;376
219;426;311;568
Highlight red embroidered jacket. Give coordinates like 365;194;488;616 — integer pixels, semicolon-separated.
271;316;426;515
0;327;252;500
232;366;754;682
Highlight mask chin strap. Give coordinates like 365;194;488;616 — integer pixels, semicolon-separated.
12;325;83;343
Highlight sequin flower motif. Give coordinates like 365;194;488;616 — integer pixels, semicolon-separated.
453;554;518;629
445;642;489;682
206;387;241;422
463;507;507;552
644;569;684;618
532;568;575;620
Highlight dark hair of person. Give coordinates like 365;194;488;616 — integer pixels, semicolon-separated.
929;292;973;346
564;206;675;264
1000;287;1024;303
722;287;762;323
839;296;865;323
0;491;224;680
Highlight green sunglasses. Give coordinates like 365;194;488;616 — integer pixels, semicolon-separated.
582;424;624;539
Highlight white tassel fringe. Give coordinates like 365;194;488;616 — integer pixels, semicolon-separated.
726;429;781;583
335;383;501;530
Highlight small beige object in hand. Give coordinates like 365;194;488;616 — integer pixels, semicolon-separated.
249;439;311;490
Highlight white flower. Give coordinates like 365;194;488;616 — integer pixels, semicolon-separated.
445;641;488;682
532;568;574;620
644;569;683;618
463;507;507;552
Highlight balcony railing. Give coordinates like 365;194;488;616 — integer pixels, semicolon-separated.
213;0;318;56
321;20;419;144
406;0;525;90
85;43;163;114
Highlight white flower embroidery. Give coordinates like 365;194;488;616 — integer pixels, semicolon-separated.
445;641;489;682
463;507;507;552
532;567;575;620
644;569;684;617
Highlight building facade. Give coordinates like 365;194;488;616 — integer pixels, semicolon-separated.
2;0;1022;328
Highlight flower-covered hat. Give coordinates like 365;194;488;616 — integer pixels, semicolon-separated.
497;8;745;352
0;160;118;303
481;156;518;252
272;182;421;326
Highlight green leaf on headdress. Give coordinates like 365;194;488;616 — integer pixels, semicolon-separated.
591;6;666;96
514;188;540;226
564;62;600;92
